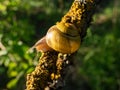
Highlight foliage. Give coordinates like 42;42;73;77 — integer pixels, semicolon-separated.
0;0;120;90
78;1;120;90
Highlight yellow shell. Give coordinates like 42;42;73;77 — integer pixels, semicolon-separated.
46;25;81;54
56;22;79;36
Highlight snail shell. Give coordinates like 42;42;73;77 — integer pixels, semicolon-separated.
46;22;81;54
56;22;79;36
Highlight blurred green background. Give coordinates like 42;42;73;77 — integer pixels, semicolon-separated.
0;0;120;90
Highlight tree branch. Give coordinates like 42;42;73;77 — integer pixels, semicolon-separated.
26;0;100;90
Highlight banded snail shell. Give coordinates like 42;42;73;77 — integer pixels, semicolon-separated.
46;24;81;54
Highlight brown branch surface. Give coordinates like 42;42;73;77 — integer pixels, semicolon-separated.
26;52;72;90
26;0;100;90
26;52;58;90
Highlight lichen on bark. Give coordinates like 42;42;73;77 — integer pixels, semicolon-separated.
26;52;72;90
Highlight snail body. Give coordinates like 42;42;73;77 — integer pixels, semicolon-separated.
33;36;53;52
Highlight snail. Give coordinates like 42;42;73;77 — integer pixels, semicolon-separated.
33;22;81;54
